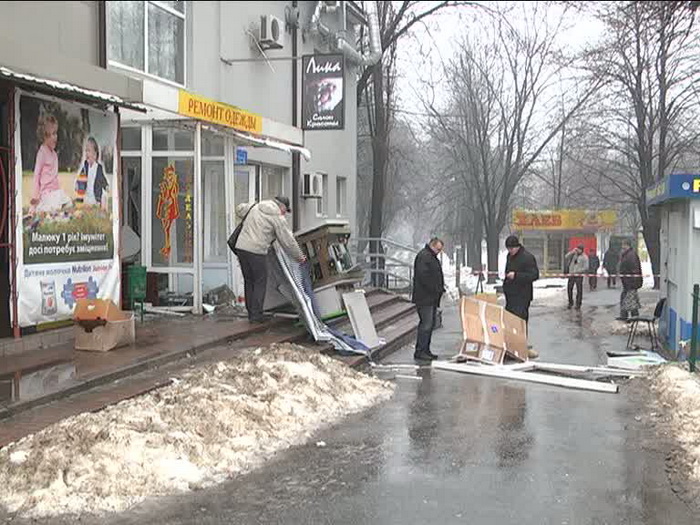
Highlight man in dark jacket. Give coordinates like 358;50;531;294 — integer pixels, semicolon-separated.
412;238;445;361
588;249;600;291
503;235;540;326
603;248;618;288
618;239;643;320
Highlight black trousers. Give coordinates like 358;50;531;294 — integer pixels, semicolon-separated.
568;276;584;307
607;275;617;288
589;275;598;290
506;299;530;337
415;305;437;354
237;250;268;321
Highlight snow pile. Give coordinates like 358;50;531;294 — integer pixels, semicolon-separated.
610;321;653;336
0;344;394;519
648;365;700;481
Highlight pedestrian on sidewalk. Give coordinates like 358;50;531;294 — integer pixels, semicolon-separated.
603;247;618;288
412;237;445;361
234;196;306;323
503;235;539;327
617;239;643;320
565;244;588;310
588;249;600;291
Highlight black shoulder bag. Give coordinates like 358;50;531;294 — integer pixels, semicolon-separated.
227;204;256;255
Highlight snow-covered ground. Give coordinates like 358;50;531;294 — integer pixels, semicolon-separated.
648;365;700;482
0;345;394;519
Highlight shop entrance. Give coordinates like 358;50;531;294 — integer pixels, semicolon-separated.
568;235;597;255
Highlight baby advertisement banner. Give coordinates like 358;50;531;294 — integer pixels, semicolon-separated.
14;91;120;327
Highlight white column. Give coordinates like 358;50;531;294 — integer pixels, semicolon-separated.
193;123;203;315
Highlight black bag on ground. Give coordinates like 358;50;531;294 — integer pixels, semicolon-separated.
227;204;256;255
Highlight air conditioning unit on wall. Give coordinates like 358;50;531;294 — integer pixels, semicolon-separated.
302;173;323;198
259;15;284;50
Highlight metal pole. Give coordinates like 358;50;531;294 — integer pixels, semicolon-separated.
455;246;461;293
193;123;203;315
690;283;699;373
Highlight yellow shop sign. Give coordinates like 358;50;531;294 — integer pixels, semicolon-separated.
178;91;262;134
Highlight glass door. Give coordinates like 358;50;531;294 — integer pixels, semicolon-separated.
227;164;258;299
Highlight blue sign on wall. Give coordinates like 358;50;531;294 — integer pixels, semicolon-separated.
235;147;248;165
647;174;700;206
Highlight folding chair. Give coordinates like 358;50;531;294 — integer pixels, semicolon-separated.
626;298;665;351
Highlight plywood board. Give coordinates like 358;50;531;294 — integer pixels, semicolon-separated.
342;291;381;349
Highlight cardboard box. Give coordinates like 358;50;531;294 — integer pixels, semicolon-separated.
459;297;526;363
74;299;135;352
74;313;135;352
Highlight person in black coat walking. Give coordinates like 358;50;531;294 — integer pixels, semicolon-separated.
617;239;643;320
603;248;618;288
412;238;445;361
588;249;600;291
503;235;540;327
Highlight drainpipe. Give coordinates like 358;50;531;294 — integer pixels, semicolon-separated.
309;1;332;38
335;0;382;66
292;0;300;231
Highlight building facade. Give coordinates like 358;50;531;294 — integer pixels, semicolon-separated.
647;174;700;352
0;0;370;337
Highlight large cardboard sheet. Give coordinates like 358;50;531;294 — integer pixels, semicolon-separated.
459;297;527;363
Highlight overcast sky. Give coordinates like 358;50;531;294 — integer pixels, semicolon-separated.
394;1;606;123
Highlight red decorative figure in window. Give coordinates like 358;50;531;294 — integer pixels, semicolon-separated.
156;164;180;259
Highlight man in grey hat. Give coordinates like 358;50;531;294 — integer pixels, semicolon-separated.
234;196;306;323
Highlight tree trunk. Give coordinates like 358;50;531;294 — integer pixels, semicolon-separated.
486;224;500;284
369;65;387;288
641;207;661;290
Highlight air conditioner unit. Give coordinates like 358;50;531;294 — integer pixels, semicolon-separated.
259;15;284;50
302;173;323;198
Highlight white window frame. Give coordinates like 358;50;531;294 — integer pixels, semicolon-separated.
316;173;328;218
202;145;226;265
107;0;187;87
336;176;347;218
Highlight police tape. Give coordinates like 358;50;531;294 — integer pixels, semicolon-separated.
464;270;659;278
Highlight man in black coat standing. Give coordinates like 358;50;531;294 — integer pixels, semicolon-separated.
503;235;540;327
412;238;445;361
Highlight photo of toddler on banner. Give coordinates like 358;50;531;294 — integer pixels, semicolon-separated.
75;137;109;211
29;114;73;213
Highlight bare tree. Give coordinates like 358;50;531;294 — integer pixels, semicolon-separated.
582;1;700;287
426;3;601;280
356;1;474;286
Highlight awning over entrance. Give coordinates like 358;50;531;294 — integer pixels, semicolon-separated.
226;128;311;161
0;66;145;112
130;79;308;158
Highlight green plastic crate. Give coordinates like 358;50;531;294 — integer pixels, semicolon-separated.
126;265;147;321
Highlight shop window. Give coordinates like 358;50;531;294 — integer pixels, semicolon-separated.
261;165;286;200
122;157;142;236
151;157;194;267
202;130;225;157
203;160;227;263
336;177;347;217
108;1;186;85
152;126;194;151
121;127;142;151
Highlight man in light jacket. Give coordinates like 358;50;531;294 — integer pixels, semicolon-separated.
565;244;588;311
235;196;306;323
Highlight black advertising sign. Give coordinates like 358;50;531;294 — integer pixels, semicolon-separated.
302;54;345;131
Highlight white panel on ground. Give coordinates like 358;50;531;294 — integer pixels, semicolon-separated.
432;361;619;394
342;291;381;349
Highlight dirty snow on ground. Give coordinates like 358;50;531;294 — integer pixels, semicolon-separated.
648;365;700;481
0;344;394;519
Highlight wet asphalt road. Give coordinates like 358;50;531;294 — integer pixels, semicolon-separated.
98;287;695;525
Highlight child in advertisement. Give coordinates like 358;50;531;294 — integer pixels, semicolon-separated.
29;114;73;213
75;137;109;211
